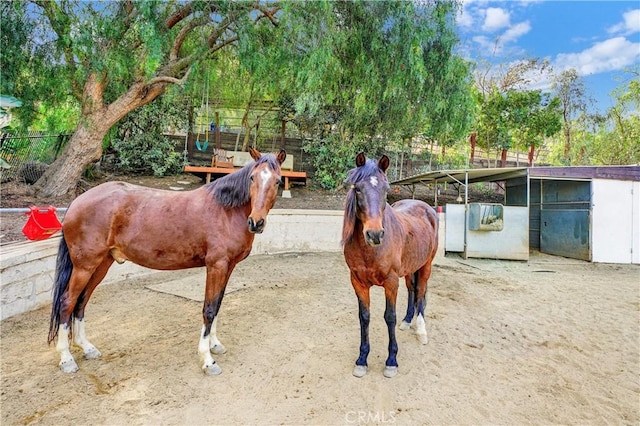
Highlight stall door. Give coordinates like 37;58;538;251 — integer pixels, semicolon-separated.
539;180;591;260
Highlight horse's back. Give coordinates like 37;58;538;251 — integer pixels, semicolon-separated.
63;181;209;256
391;199;438;234
391;199;438;268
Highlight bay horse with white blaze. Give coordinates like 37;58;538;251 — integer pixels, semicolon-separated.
342;153;438;378
48;147;286;375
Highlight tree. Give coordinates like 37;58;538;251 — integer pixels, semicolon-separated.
5;1;283;197
284;0;468;186
4;0;466;195
472;58;552;166
506;91;562;166
551;68;591;165
587;66;640;165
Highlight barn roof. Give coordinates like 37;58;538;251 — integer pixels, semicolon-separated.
391;165;640;186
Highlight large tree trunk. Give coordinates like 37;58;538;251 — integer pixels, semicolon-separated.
32;121;107;198
32;78;167;197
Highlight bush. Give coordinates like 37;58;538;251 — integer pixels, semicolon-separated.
112;133;182;176
303;135;382;190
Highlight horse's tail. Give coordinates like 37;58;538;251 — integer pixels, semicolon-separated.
48;233;73;344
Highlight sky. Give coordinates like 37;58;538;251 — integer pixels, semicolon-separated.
456;0;640;114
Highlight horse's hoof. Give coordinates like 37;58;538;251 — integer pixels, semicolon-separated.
399;321;411;331
353;365;368;378
211;343;227;355
203;362;222;376
383;366;398;378
83;347;102;359
60;359;79;374
417;333;428;345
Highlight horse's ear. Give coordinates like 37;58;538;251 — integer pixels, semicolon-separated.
355;152;366;167
378;155;390;173
249;147;261;161
277;149;287;165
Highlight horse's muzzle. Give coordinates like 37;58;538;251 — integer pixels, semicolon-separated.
365;229;384;246
248;217;265;234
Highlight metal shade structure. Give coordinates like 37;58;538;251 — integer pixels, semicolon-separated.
392;167;528;206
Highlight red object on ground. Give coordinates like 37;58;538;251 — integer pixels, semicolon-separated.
436;206;443;213
22;206;62;241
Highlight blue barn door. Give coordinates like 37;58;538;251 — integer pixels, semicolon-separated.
539;180;591;261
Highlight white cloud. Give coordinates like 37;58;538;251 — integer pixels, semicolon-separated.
553;36;640;75
482;7;510;32
608;9;640;35
502;21;532;44
457;6;474;29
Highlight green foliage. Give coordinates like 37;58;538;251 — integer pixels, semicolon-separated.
112;132;182;176
280;0;465;144
474;86;562;162
545;67;639;166
303;135;383;190
111;91;187;176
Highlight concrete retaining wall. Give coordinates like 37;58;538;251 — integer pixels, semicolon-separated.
0;209;344;321
1;209;444;321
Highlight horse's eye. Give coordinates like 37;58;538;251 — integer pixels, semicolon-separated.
275;179;282;187
250;175;254;182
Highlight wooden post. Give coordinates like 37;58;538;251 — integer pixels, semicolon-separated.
215;112;221;149
470;132;476;165
280;120;286;150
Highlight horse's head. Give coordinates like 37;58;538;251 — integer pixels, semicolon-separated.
247;147;286;234
342;152;390;246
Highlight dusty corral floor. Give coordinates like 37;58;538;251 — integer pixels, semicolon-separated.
1;251;638;425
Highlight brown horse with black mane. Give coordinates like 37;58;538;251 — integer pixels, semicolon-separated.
342;153;438;378
48;147;286;375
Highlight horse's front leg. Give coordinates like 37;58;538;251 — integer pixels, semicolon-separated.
199;262;231;375
352;278;371;378
383;279;399;378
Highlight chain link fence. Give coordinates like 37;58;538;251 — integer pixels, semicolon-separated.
0;131;70;183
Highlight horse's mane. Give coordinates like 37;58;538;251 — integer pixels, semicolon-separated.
341;159;385;245
207;154;280;208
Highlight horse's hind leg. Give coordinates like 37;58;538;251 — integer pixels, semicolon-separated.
413;263;433;345
56;268;95;373
400;273;417;330
72;257;114;360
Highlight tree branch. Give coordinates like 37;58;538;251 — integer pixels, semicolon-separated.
165;3;194;29
209;36;239;55
148;67;192;87
255;6;281;26
171;14;210;61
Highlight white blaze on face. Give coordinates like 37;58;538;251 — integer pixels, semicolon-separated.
260;168;273;186
370;176;378;187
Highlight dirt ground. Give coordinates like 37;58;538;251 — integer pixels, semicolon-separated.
1;251;638;425
2;173;638;425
